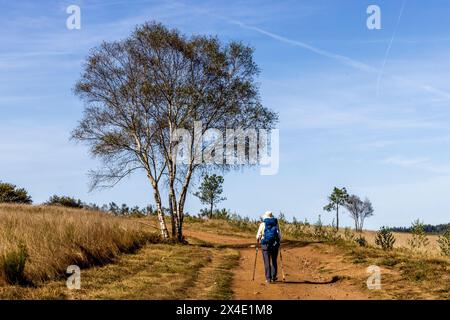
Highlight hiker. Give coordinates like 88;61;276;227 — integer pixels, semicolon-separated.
256;211;282;283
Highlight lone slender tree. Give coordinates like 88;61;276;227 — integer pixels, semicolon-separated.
72;22;277;241
323;187;349;231
194;174;226;218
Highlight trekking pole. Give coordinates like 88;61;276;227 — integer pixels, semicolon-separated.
252;241;259;281
279;242;286;281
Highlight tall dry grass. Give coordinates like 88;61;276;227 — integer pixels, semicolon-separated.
0;204;159;285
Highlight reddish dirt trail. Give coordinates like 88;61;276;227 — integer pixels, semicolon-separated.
185;229;373;300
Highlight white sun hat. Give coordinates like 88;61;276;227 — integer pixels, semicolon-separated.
261;211;273;219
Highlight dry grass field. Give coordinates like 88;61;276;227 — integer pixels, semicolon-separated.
0;204;159;285
0;205;239;300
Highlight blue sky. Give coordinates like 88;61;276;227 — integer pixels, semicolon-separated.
1;0;450;229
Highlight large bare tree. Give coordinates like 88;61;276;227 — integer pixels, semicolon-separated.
344;195;374;232
72;22;277;241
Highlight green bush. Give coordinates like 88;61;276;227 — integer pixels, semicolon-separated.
375;226;396;251
0;182;32;204
0;243;28;284
437;227;450;257
45;195;84;208
355;235;368;247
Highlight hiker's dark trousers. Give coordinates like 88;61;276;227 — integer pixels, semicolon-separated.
261;243;279;281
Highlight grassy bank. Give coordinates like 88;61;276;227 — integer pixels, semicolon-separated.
343;244;450;299
0;206;239;299
0;242;240;300
0;204;159;286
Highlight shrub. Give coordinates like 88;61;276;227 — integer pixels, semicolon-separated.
128;206;147;218
45;195;84;208
437;227;450;257
311;216;341;242
313;215;325;239
278;212;288;225
199;208;229;220
293;217;309;226
102;202;149;216
323;226;341;242
375;226;396;251
284;220;311;239
0;182;32;204
0;243;28;284
408;219;429;251
355;235;368;247
343;227;356;242
227;214;259;232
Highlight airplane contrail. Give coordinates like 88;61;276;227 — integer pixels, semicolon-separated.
377;0;408;96
227;18;378;74
223;16;450;101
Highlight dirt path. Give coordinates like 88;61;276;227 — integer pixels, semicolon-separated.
185;229;373;300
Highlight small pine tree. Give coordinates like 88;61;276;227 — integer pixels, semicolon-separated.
194;174;226;219
323;187;349;231
437;227;450;257
408;219;429;251
375;226;396;251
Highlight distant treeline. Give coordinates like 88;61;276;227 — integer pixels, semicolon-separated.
45;195;159;217
389;223;450;235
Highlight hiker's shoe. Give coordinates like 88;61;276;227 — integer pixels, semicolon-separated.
272;277;278;282
265;279;271;284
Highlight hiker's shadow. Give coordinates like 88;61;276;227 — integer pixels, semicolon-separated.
227;239;324;249
276;276;341;285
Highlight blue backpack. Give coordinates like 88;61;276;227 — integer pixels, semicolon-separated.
262;218;279;246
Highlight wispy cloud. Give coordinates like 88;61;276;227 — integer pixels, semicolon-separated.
383;156;430;168
359;136;450;150
284;106;439;131
382;156;450;174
